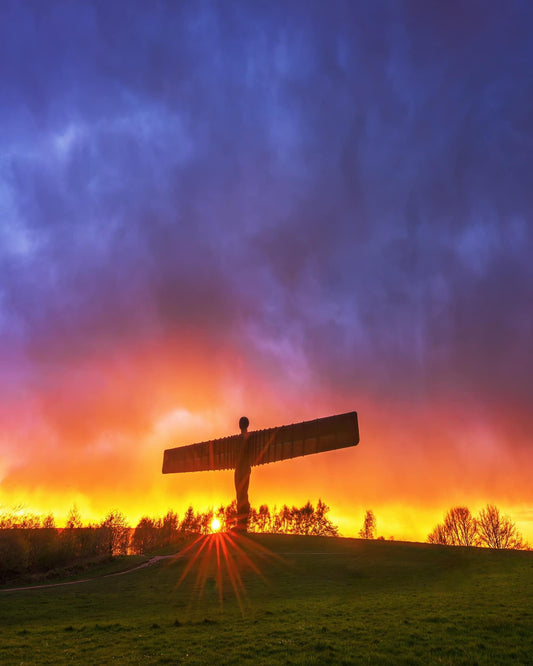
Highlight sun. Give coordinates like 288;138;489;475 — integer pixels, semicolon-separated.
210;517;222;533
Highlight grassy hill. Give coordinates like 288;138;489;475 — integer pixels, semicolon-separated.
1;534;532;664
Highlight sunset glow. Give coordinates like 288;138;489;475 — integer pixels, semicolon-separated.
1;3;532;545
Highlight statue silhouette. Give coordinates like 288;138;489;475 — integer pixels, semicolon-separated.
162;411;359;533
234;416;251;531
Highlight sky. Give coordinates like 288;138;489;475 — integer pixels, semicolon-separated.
1;1;532;542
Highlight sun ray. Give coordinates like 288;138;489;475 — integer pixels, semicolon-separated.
170;531;285;615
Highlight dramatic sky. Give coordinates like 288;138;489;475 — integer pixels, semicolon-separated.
1;1;532;541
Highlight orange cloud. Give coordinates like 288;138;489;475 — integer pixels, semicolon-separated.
1;352;532;545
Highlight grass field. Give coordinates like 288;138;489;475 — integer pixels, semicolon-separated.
1;534;532;664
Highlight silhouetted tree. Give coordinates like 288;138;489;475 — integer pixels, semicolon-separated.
161;510;179;544
0;514;12;529
274;505;292;534
220;500;237;530
179;506;201;533
213;504;227;531
42;513;56;529
0;508;42;529
63;505;85;557
430;507;478;546
0;509;17;528
132;516;161;554
312;499;339;537
254;501;339;536
445;506;477;546
199;508;214;534
99;510;130;556
254;504;271;533
427;523;450;545
428;504;527;550
476;504;526;550
0;497;342;579
65;505;83;529
293;501;315;535
359;510;376;539
246;506;257;531
18;513;41;529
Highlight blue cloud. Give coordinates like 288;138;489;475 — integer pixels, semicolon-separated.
0;0;532;446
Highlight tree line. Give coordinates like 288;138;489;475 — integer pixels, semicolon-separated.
356;505;529;550
0;499;338;581
0;506;132;582
427;504;528;549
132;499;338;553
1;501;527;581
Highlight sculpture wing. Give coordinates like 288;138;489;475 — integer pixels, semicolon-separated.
249;411;359;467
162;411;359;474
162;433;241;474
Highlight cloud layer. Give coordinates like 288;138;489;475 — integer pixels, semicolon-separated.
1;2;532;537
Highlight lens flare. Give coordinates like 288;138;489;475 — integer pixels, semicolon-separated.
172;532;282;614
210;517;221;532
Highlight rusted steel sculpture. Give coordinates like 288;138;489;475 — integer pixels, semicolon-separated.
162;411;359;531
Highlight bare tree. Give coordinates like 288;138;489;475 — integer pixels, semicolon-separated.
42;513;56;529
427;523;450;545
443;506;477;546
476;504;526;550
65;504;83;529
359;510;376;539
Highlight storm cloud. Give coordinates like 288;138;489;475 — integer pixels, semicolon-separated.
1;1;532;534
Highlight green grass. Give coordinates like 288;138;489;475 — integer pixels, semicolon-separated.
0;535;532;664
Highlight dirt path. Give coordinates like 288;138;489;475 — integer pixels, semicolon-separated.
0;554;177;593
0;546;343;594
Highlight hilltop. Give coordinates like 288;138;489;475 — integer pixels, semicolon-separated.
1;535;532;664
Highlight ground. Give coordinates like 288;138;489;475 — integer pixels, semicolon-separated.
1;535;532;664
